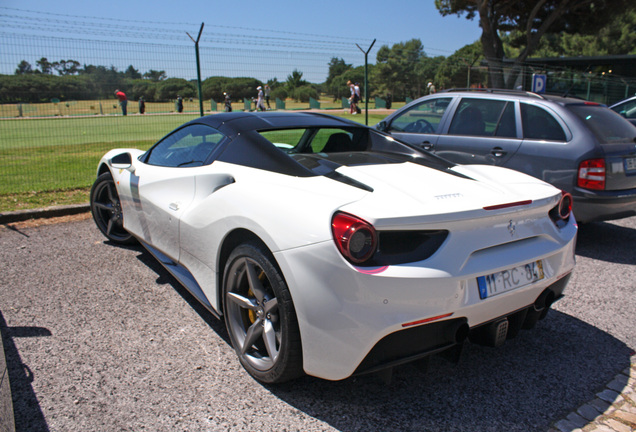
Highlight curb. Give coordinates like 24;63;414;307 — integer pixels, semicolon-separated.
0;204;90;224
0;324;16;432
550;357;636;432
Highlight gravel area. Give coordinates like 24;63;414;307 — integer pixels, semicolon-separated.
1;216;635;431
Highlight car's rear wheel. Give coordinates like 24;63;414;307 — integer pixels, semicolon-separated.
90;172;135;245
223;242;303;383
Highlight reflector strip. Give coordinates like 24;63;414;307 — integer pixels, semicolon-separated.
354;265;389;275
402;312;454;328
483;200;532;210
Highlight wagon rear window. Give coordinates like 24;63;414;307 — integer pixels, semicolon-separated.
567;104;636;144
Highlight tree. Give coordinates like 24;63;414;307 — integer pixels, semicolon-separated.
504;9;636;58
414;55;445;95
325;58;353;100
285;69;308;92
374;39;427;99
124;65;142;79
143;69;167;82
202;76;262;102
435;41;485;89
53;60;80;76
36;57;53;75
15;60;33;75
155;78;195;101
435;0;636;88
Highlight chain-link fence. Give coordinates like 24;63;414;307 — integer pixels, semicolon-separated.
0;29;382;196
1;11;635;199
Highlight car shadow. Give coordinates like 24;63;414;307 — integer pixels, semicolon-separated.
105;233;632;431
576;221;636;264
133;247;230;344
0;310;51;432
130;242;632;431
264;310;632;432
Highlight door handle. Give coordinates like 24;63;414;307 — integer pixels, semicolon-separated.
421;141;433;151
169;202;180;211
491;147;506;158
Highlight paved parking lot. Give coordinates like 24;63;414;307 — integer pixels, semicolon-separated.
1;216;635;431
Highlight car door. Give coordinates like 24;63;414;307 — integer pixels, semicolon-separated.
434;97;522;166
385;97;454;150
120;124;225;261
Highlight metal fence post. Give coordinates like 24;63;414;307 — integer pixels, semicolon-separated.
356;39;376;126
187;23;205;117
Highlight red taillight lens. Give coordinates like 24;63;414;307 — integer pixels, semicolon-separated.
577;159;605;190
331;212;377;264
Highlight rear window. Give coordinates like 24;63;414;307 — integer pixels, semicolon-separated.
258;128;367;153
567;104;636;143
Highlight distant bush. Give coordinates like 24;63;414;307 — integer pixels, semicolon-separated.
290;85;318;102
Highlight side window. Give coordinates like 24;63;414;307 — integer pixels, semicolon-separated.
449;98;515;137
388;97;452;134
521;103;566;141
611;99;636;120
145;124;225;167
495;102;517;137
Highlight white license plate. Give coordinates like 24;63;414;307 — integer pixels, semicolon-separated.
477;260;544;300
625;157;636;171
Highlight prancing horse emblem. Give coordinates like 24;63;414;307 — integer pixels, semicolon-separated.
508;220;516;237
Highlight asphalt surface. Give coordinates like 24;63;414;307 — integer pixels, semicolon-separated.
1;215;635;432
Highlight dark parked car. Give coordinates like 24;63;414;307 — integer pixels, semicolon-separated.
609;95;636;126
377;89;636;223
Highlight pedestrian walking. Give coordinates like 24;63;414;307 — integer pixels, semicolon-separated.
256;86;266;111
264;84;271;110
347;81;358;115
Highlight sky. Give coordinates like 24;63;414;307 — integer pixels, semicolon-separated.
1;0;484;82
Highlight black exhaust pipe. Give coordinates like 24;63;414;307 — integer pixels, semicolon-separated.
523;289;555;329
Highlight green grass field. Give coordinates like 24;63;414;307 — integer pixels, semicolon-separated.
0;111;389;212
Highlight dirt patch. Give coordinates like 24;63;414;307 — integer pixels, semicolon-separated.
1;212;91;230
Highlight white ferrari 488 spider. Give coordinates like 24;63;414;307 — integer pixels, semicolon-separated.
91;112;577;383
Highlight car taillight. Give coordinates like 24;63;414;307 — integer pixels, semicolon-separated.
557;191;573;219
331;212;377;264
577;158;605;190
549;191;573;227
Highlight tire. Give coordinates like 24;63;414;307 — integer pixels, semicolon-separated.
223;242;304;383
90;172;135;245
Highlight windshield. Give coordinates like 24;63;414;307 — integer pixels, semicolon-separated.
568;104;636;144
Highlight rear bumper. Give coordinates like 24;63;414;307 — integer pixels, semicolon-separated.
353;273;571;376
275;216;577;381
573;187;636;222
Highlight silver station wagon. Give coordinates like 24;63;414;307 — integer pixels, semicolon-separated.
377;89;636;223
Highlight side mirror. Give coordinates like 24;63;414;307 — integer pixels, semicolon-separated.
376;121;388;132
110;152;133;171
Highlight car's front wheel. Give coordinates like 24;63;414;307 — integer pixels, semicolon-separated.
223;242;303;383
90;172;135;245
